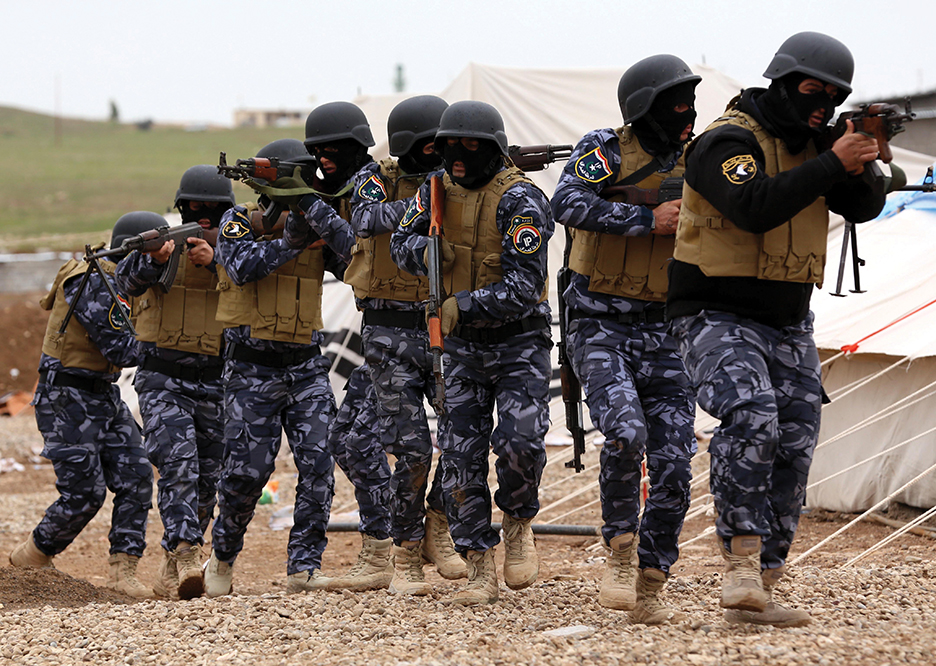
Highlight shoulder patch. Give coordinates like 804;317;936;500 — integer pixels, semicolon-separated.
108;295;131;330
222;215;252;239
357;174;389;203
512;224;542;255
721;155;757;184
574;147;613;183
400;189;425;228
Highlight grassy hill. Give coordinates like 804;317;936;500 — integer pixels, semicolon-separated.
0;106;296;250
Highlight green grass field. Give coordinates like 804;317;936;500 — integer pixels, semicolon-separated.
0;106;298;249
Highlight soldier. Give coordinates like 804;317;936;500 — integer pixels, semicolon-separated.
551;55;700;623
113;166;235;600
203;137;354;596
283;102;397;592
390;101;554;606
339;95;466;595
8;212;162;599
667;32;885;626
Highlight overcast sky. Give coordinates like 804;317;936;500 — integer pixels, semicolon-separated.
5;0;933;127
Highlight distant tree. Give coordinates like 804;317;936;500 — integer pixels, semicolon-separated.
393;64;406;93
109;100;119;124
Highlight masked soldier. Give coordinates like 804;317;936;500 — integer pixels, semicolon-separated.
336;95;466;595
113;166;234;600
280;102;398;592
204;138;354;596
667;32;885;626
551;55;700;623
9;212;162;599
390;101;554;606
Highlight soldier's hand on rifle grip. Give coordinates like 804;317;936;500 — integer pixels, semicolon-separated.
145;239;175;265
440;297;460;337
424;239;455;273
186;237;214;269
832;120;880;175
651;199;681;236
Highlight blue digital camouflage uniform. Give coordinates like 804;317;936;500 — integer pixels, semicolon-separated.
213;203;353;575
390;167;554;554
32;264;152;558
552;128;696;574
114;251;224;553
348;161;446;545
327;363;391;540
670;311;820;569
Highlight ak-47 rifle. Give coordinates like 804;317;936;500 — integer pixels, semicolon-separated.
426;176;447;415
557;261;586;472
91;222;205;293
218;151;318;232
508;144;574;172
832;100;915;164
600;177;684;206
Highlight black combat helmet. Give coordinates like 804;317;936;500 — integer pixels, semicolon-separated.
434;101;509;156
110;211;166;251
763;31;854;103
174;165;236;210
256;138;312;161
617;54;702;124
388;95;449;157
303;101;375;149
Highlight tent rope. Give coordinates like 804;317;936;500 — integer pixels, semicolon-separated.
841;297;936;354
842;504;936;567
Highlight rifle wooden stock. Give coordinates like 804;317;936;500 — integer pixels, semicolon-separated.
427;176;446;415
508;144;574;173
835;101;914;165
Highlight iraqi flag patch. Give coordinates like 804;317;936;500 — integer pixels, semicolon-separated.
108;295;131;330
574;147;613;183
512;224;542;254
357;174;389;203
400;189;425;228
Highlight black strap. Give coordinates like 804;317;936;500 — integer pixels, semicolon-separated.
38;369;112;395
451;316;550;345
140;356;224;383
226;342;321;369
611;150;676;189
567;308;666;326
362;309;426;330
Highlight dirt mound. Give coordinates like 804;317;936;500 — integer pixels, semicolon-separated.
0;291;47;396
0;566;131;611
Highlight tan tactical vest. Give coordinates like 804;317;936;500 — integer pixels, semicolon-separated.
40;258;121;374
568;127;684;302
215;223;326;345
344;158;430;302
673;107;830;284
133;256;224;356
441;166;547;300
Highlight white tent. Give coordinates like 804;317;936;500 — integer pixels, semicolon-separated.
808;174;936;512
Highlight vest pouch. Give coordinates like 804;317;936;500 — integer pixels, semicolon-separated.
646;236;675;296
296;274;324;341
274;275;300;340
200;290;224;355
181;288;208;352
476;253;503;289
343;241;371;298
157;287;185;348
447;245;474;295
252;276;281;339
588;235;628;294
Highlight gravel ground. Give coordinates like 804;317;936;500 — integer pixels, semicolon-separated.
1;412;935;665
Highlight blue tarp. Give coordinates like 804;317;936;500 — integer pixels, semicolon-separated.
879;162;936;219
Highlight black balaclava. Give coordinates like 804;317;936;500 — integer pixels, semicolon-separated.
442;139;502;189
310;138;369;187
398;139;442;175
757;73;836;154
631;81;698;156
179;201;226;229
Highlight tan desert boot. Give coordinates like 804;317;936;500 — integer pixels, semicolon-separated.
389;541;432;596
451;549;498;606
152;549;179;600
598;532;638;610
724;565;811;627
204;550;234;598
631;568;686;624
107;553;156;599
325;534;393;591
502;514;538;590
423;509;467;580
720;535;768;612
286;569;331;594
174;542;205;600
9;536;55;569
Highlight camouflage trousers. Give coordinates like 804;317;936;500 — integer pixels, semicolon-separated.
440;328;552;554
671;310;822;569
32;384;152;557
136;369;224;552
327;363;391;540
362;324;445;544
568;318;695;573
213;354;336;575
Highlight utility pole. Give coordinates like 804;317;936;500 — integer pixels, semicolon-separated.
393;64;406;93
